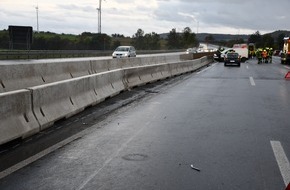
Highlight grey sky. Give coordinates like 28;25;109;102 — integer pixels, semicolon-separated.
1;0;289;36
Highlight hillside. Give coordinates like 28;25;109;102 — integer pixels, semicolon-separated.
160;30;290;42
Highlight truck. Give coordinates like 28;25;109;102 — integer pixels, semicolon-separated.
281;37;290;64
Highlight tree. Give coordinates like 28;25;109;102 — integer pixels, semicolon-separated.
277;33;286;50
167;28;182;49
248;31;262;48
143;32;161;50
90;33;112;50
0;30;9;49
131;29;145;49
182;27;196;47
112;40;121;49
112;33;125;38
262;34;274;48
149;32;161;50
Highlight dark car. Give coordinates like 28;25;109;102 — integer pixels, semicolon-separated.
224;52;241;67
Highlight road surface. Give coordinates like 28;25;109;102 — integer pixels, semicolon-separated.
0;56;289;190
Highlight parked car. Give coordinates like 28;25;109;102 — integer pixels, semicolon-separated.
224;52;241;67
112;46;136;58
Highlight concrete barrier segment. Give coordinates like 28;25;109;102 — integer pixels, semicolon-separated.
30;69;126;130
123;63;171;88
165;54;181;63
0;60;91;93
90;59;110;74
0;64;45;93
0;90;40;145
93;69;126;99
30;79;86;130
123;68;143;88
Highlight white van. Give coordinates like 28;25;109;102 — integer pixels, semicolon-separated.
233;47;248;62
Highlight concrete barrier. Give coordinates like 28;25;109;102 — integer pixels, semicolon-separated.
30;69;125;130
0;60;91;93
123;64;172;88
124;56;212;88
0;90;40;145
0;55;213;145
94;69;125;99
0;54;184;93
90;55;181;76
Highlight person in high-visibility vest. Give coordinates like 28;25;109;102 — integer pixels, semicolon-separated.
268;48;273;63
256;49;262;64
262;49;268;63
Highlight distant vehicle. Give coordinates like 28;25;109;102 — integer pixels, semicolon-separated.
233;43;248;48
281;37;290;64
224;52;241;67
234;47;248;62
197;43;217;53
112;46;136;58
273;50;281;56
232;44;248;62
185;48;197;54
215;48;235;62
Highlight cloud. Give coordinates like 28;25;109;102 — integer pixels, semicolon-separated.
0;0;289;36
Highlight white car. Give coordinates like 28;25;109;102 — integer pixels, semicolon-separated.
112;46;136;58
185;48;197;54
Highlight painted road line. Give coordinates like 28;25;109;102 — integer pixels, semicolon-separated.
246;65;249;69
271;141;290;186
0;128;90;180
77;121;152;190
284;66;290;70
249;77;256;86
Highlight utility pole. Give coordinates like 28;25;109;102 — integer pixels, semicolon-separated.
97;0;102;34
35;4;39;32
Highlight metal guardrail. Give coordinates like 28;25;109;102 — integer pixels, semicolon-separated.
0;50;182;60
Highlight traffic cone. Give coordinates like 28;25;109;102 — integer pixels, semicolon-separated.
286;183;290;190
285;71;290;79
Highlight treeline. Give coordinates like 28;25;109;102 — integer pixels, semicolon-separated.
0;28;287;50
0;27;198;50
211;31;286;50
247;31;286;49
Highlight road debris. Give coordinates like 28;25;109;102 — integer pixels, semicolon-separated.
190;164;201;172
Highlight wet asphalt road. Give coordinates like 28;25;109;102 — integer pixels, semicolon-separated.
0;57;290;190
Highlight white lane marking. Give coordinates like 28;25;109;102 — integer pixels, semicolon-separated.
284;66;290;70
77;121;150;190
246;65;249;69
270;141;290;186
0;129;89;180
249;77;256;86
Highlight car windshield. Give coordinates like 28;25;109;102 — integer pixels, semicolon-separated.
116;47;129;51
227;53;239;58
